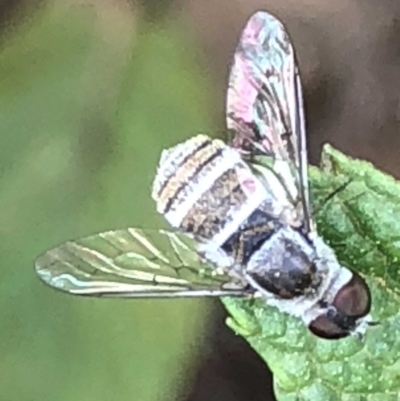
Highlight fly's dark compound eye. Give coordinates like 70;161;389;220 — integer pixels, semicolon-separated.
333;271;371;318
308;314;349;340
308;271;371;339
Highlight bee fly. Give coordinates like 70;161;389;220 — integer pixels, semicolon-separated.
35;11;374;339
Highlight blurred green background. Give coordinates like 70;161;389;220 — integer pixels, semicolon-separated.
1;2;220;401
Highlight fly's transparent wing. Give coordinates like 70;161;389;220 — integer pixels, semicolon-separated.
35;228;249;298
227;11;312;232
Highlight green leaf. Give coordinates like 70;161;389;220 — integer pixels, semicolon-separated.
223;145;400;401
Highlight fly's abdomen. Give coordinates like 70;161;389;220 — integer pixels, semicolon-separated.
152;135;276;247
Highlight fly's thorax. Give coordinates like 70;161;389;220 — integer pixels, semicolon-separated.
245;226;322;299
244;232;373;339
152;135;270;246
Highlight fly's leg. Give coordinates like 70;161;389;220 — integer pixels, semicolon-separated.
229;223;276;265
313;178;353;216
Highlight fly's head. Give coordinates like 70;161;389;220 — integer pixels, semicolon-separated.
308;270;374;339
